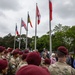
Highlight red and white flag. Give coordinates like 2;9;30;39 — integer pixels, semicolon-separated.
15;25;19;36
49;0;52;21
21;19;28;31
36;5;41;24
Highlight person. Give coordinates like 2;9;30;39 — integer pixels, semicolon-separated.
16;65;51;75
17;53;28;69
42;58;51;69
8;49;19;75
0;46;5;59
50;53;56;64
66;54;74;68
48;46;75;75
26;51;41;66
0;59;8;75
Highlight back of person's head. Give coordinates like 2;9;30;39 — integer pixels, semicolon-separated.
16;65;50;75
26;52;41;66
57;46;68;57
0;59;8;72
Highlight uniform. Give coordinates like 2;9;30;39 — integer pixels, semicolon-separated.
17;60;28;69
48;46;75;75
48;61;75;75
8;56;19;75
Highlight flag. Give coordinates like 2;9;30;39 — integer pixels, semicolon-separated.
28;14;33;27
36;4;41;24
15;25;19;36
49;0;52;21
21;19;28;31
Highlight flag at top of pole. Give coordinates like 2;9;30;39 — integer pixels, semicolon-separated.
49;0;52;21
36;4;41;24
28;13;33;28
15;25;19;36
21;19;28;31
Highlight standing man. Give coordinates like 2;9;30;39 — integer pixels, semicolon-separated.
48;46;75;75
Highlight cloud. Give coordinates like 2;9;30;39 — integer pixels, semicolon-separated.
0;0;21;11
53;0;75;19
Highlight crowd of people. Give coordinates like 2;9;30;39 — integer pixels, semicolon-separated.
0;46;75;75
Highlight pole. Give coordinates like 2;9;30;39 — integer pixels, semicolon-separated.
19;18;22;49
26;12;29;49
49;0;52;55
14;24;16;49
35;3;37;50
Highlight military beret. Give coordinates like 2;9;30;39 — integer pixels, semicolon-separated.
24;50;29;54
12;49;19;55
22;53;27;60
4;49;8;54
0;59;8;70
19;51;23;55
16;65;50;75
26;52;41;66
44;58;51;65
0;46;5;52
7;48;13;52
57;46;68;55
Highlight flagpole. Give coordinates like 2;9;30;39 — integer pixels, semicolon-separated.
14;24;16;49
49;0;52;55
25;12;29;49
19;18;22;49
35;3;37;50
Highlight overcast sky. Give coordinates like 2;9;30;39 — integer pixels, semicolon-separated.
0;0;75;37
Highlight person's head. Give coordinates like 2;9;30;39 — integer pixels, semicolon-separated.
57;46;68;62
0;59;8;74
51;53;55;58
21;53;27;61
0;46;5;55
16;65;50;75
11;49;19;58
26;52;41;66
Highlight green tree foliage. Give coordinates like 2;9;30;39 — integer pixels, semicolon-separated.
0;24;75;53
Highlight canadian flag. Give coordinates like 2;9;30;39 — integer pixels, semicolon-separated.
36;5;41;24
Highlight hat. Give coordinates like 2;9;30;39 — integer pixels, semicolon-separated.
22;53;27;60
0;59;8;70
0;46;5;52
12;49;19;55
19;51;23;55
57;46;68;55
24;50;29;54
26;52;41;66
16;65;50;75
44;58;51;65
4;49;8;54
7;48;13;52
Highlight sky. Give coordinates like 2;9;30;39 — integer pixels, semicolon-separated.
0;0;75;38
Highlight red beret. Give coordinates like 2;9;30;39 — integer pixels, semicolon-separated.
7;48;13;52
44;58;51;65
24;50;29;54
19;51;23;55
22;53;27;60
16;65;50;75
12;49;19;55
26;52;41;66
0;59;8;70
0;46;5;52
4;49;8;54
57;46;68;55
